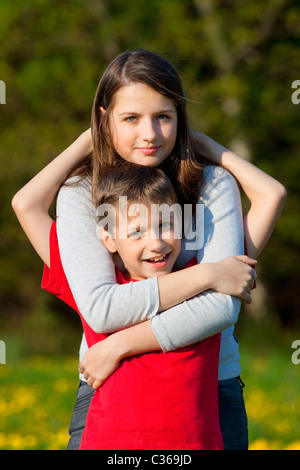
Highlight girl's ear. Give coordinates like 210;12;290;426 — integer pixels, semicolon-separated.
99;106;106;115
99;226;117;253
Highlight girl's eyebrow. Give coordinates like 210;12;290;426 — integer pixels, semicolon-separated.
118;108;176;117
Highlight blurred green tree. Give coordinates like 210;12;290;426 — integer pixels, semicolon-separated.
0;0;299;336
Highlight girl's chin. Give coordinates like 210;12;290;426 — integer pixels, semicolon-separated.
122;151;168;167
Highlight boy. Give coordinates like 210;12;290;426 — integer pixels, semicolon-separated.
42;163;226;449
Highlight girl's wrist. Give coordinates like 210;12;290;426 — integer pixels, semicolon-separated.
78;128;93;157
195;262;215;291
191;131;223;165
108;321;161;360
107;331;131;361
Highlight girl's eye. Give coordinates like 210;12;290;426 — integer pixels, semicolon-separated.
125;116;137;122
157;114;169;120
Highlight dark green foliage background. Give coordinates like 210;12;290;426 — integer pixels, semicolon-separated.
1;0;299;350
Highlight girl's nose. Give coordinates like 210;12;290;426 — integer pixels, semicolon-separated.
142;118;157;142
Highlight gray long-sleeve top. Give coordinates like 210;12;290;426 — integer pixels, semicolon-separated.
56;165;244;380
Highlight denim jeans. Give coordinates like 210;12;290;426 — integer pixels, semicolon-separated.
67;377;248;450
218;376;248;450
67;381;95;450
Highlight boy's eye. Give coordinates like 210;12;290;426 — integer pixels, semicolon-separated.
128;231;140;239
160;221;172;231
128;230;145;239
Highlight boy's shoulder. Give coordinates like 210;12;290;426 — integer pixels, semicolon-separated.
41;221;78;311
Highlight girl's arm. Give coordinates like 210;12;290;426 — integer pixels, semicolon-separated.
80;139;287;389
81;150;286;389
191;132;287;259
157;254;255;307
11;130;93;267
12;130;254;330
80;320;160;390
56;136;255;333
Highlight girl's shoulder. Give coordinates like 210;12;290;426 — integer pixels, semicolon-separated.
201;165;238;201
57;176;95;214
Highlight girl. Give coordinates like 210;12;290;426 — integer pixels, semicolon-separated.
12;50;286;449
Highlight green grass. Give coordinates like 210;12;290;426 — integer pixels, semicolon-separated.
0;327;299;450
0;355;79;450
240;344;300;450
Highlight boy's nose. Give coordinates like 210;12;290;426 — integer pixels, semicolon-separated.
147;234;166;252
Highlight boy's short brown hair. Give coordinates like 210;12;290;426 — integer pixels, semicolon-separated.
94;162;178;209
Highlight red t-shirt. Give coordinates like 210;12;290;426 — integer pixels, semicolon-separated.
42;222;223;450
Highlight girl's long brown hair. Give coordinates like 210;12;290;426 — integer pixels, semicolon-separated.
69;50;209;212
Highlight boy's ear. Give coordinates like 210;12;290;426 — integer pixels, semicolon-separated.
99;226;117;253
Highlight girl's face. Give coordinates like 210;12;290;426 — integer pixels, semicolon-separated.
108;83;178;167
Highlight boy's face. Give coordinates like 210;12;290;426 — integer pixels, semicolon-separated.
102;203;181;280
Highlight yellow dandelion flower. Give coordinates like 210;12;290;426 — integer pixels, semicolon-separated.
249;438;281;450
285;441;300;450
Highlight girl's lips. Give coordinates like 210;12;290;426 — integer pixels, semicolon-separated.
143;253;170;268
136;146;161;155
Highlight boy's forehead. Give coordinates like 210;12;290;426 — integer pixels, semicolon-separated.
116;201;181;239
117;201;178;221
117;203;158;227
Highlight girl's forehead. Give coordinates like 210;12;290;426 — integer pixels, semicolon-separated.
112;83;177;111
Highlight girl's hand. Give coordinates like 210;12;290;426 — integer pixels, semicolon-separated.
79;335;121;390
79;320;161;390
209;255;257;304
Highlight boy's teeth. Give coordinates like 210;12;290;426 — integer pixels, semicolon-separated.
148;254;167;262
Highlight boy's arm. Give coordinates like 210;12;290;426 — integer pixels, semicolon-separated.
11;130;92;267
191;132;287;259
